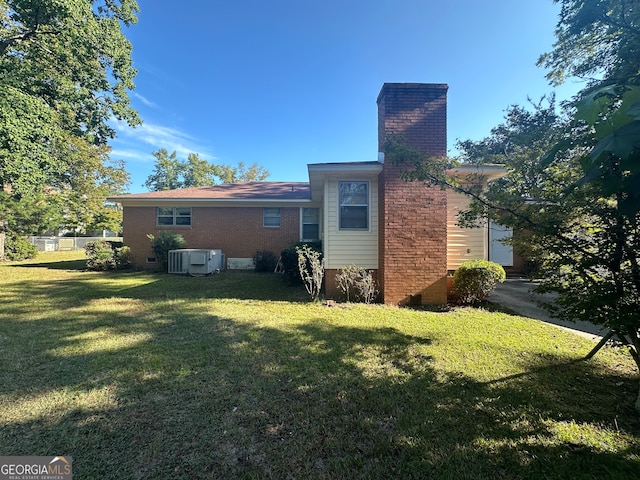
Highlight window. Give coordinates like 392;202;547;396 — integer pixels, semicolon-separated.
157;207;191;226
339;181;368;230
302;208;319;240
263;208;281;227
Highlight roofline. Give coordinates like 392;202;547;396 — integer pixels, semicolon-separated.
107;197;315;206
307;162;383;174
377;82;449;103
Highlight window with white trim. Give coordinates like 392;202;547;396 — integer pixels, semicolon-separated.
339;181;368;230
301;208;319;241
157;207;191;226
263;207;281;227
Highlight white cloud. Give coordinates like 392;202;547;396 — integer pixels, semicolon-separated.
111;120;216;161
110;148;152;162
131;92;158;108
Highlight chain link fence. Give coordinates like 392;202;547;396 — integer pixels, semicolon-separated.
27;236;123;252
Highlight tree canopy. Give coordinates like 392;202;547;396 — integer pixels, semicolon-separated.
538;0;640;86
0;0;139;240
144;149;270;191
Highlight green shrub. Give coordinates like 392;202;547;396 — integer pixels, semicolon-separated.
85;240;116;270
254;250;278;272
147;231;186;271
335;265;379;304
114;246;132;269
85;241;132;271
280;241;322;285
453;260;506;305
4;234;38;261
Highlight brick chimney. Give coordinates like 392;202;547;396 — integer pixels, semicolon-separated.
377;83;449;305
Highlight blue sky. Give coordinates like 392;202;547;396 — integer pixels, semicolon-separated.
112;0;585;193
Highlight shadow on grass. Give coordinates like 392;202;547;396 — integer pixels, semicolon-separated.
0;270;310;317
1;291;639;479
2;258;639;478
7;259;88;270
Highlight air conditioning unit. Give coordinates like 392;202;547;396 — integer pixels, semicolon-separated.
168;249;224;275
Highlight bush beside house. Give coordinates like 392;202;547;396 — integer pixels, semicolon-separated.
254;250;279;272
85;240;132;271
452;260;506;305
147;231;186;271
280;241;322;286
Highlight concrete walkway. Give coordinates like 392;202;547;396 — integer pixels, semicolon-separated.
487;278;607;340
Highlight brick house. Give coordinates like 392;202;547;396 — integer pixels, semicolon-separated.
109;83;509;305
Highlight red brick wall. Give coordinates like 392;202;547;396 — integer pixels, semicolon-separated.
123;206;300;269
377;83;449;305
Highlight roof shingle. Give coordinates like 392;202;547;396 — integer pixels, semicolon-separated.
110;182;311;201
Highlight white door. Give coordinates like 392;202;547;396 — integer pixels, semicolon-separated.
489;222;513;266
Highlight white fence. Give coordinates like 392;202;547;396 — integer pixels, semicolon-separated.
28;236;123;252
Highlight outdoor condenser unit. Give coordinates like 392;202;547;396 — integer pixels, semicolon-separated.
168;249;224;275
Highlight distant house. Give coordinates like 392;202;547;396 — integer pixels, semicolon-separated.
109;83;510;305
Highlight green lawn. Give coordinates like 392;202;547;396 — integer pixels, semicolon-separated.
1;252;639;479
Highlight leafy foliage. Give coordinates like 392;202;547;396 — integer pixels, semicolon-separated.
0;84;63;197
4;233;37;260
147;231;186;271
183;152;220;188
144;149;270;191
453;260;506;306
280;241;322;286
0;142;128;236
114;246;132;269
144;149;190;191
0;0;140;193
85;240;116;271
538;0;640;86
253;250;278;273
335;265;379;304
0;0;137;244
536;0;640;410
214;161;270;184
396;0;640;410
85;240;132;271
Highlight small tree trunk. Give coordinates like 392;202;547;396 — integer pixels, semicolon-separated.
636;382;640;413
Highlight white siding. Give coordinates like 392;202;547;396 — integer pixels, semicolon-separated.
324;175;379;270
447;191;487;270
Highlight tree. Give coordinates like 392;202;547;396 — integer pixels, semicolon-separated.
144;151;270;191
144;149;184;191
0;0;139;244
391;0;640;410
537;0;640;87
213;161;270;184
0;139;128;236
55;139;130;234
535;0;640;410
183;153;218;187
0;0;140;194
